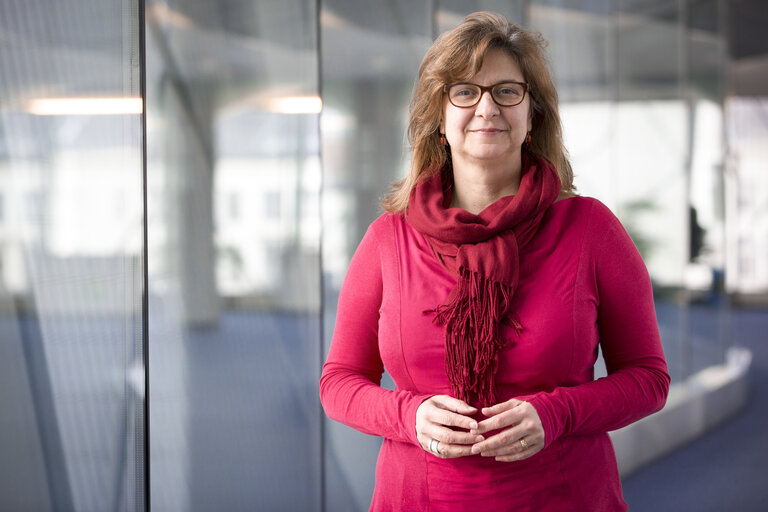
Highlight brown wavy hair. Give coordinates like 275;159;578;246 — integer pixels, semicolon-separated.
381;11;575;213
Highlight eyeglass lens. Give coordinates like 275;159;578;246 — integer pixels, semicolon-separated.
447;83;526;107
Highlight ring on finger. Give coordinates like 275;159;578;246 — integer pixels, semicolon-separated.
429;439;440;455
519;438;529;449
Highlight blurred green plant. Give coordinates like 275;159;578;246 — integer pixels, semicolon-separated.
620;199;657;262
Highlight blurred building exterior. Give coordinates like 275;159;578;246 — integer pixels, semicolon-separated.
0;1;765;511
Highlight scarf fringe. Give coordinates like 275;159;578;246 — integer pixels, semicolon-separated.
428;267;523;408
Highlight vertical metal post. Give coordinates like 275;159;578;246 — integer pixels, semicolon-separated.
680;0;694;381
138;0;151;509
317;2;326;510
717;0;732;364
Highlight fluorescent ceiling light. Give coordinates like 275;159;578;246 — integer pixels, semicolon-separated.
28;97;143;116
266;96;322;114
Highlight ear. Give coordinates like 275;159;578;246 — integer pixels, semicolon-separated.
439;98;448;133
527;104;534;133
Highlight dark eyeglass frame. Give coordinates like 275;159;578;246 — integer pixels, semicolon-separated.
443;80;530;108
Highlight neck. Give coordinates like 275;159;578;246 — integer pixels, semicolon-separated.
450;157;523;215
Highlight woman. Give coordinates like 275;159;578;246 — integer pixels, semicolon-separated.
320;11;669;512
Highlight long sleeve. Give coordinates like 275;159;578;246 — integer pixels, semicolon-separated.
319;221;433;446
525;200;670;448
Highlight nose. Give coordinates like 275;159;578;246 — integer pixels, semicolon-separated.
474;90;499;118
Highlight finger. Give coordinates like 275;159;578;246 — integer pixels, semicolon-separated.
471;423;527;455
424;423;485;446
418;434;479;459
480;398;522;417
478;435;541;457
428;406;479;432
473;423;545;457
472;433;544;457
492;434;544;461
474;406;524;434
495;446;540;462
431;440;475;459
482;398;520;415
431;395;478;415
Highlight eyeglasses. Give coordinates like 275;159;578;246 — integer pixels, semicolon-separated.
443;81;529;108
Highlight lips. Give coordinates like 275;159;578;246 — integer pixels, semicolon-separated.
469;128;506;134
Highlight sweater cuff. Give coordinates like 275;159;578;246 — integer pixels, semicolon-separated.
520;392;562;450
403;393;438;446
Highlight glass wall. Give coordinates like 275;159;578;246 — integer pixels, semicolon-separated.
319;3;431;508
0;1;741;511
144;1;322;510
0;0;146;511
529;0;729;382
726;97;768;297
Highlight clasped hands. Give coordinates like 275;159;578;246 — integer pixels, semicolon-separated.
415;395;544;461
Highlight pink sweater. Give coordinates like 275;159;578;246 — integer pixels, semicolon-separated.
320;197;670;511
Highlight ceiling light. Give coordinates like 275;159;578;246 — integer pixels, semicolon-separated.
28;97;143;116
266;96;322;114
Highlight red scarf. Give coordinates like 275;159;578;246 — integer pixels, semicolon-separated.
406;153;561;407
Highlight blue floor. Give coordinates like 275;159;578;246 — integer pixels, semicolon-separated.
622;307;768;511
5;301;765;510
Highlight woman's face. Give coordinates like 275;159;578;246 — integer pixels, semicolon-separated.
440;49;532;169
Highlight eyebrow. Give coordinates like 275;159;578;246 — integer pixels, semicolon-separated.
457;79;524;85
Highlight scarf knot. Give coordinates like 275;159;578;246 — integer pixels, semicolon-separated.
407;153;560;407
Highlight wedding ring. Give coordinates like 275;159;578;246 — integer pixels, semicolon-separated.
520;438;528;449
429;439;440;454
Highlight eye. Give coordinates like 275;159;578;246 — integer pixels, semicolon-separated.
451;85;479;98
495;84;523;97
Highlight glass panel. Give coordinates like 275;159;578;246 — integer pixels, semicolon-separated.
145;1;322;510
320;1;432;509
0;0;146;511
530;0;616;379
437;1;526;31
685;0;728;375
533;0;729;382
529;0;616;218
726;98;768;297
631;4;687;381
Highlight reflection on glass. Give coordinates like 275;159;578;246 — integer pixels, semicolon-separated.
0;0;146;511
319;1;434;509
532;1;728;382
145;0;321;510
0;1;740;509
26;97;144;116
726;97;768;297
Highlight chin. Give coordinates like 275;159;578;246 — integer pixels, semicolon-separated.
469;148;519;162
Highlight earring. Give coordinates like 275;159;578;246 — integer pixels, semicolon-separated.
524;132;532;146
439;133;446;146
